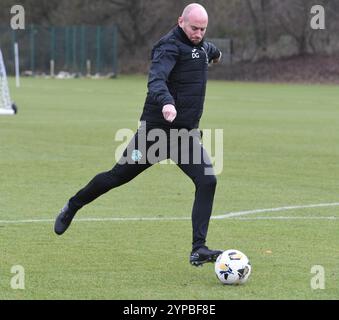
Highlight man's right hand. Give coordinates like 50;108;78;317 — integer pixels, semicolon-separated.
162;104;177;123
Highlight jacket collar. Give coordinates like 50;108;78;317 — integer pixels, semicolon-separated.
173;25;204;47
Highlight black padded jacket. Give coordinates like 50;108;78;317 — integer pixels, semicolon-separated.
140;25;221;129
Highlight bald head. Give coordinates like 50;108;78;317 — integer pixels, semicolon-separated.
182;3;208;22
178;3;208;45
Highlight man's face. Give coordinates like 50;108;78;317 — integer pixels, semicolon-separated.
178;15;208;45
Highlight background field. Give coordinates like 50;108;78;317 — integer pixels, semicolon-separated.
0;76;338;299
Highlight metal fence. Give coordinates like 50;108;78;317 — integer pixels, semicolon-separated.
0;25;118;76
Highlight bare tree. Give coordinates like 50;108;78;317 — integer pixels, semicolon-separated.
245;0;270;60
273;0;315;55
106;0;178;54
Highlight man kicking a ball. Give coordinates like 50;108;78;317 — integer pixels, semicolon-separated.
55;3;223;266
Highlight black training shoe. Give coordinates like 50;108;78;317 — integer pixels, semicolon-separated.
190;246;223;267
54;202;77;235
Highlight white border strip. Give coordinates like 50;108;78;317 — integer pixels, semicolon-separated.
0;202;338;225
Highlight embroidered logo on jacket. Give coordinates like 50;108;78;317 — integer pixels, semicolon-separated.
192;48;200;59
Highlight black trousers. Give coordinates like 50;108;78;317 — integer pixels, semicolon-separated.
69;123;217;251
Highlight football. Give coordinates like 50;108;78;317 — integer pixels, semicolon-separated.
214;249;251;285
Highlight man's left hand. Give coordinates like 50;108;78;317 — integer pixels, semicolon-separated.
212;51;222;64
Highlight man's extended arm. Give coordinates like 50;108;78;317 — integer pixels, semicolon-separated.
147;43;179;122
204;42;222;64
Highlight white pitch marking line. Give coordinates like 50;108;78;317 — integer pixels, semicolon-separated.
213;202;339;219
0;217;190;224
0;202;338;225
228;216;338;220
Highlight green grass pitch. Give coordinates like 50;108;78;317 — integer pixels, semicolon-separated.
0;76;338;299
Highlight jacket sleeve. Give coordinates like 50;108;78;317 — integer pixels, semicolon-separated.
147;42;179;107
204;41;222;63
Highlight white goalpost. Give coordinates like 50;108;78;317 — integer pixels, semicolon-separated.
0;48;17;115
